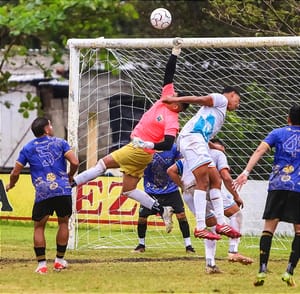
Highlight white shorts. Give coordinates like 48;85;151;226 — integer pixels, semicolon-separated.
178;133;214;172
206;192;236;219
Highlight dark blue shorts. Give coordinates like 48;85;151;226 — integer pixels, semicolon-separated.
263;190;300;224
32;196;72;221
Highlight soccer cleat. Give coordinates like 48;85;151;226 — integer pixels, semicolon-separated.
194;228;221;240
53;259;68;272
162;206;174;233
253;272;266;287
216;223;241;238
282;272;296;287
228;252;253;265
205;265;223;274
185;245;196;253
35;265;48;274
132;244;145;253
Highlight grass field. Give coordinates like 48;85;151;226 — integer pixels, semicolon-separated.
0;221;298;293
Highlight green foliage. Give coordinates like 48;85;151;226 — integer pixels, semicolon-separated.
206;0;300;36
18;92;43;118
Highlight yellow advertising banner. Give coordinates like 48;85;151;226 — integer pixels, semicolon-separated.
0;174;176;227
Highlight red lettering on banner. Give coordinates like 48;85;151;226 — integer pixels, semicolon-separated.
109;194;137;215
76;181;103;215
76;179;138;217
109;181;137;215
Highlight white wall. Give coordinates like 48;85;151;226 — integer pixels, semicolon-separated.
0;86;37;168
239;180;293;236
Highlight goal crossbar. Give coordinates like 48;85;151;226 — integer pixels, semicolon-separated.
67;36;300;49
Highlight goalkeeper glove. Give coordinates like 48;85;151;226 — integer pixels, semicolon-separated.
172;37;183;56
132;137;154;149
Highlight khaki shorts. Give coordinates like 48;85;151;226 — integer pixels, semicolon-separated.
111;143;153;178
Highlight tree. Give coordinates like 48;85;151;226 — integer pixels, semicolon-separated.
0;0;139;116
204;0;300;36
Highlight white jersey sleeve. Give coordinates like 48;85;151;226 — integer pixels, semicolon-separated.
179;93;228;141
209;149;229;172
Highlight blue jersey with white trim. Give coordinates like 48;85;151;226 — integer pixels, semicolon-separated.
17;136;72;203
143;144;181;194
264;125;300;192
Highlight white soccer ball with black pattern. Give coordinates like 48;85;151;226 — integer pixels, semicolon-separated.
150;8;172;30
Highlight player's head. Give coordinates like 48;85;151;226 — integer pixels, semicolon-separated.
288;105;300;125
31;117;53;137
222;86;240;111
176;91;190;111
166;91;190;113
210;137;225;152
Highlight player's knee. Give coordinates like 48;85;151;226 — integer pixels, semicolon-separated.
138;217;147;225
176;212;187;221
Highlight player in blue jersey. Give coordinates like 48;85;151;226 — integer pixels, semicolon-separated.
6;117;79;274
163;87;241;240
234;105;300;287
133;144;195;253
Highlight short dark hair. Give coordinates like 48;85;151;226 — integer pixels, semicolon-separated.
31;117;49;137
210;137;225;147
222;86;240;96
289;105;300;125
177;91;191;111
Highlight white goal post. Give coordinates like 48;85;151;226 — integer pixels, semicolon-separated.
67;36;300;250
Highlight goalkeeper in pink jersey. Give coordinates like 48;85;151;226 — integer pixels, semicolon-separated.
72;38;189;232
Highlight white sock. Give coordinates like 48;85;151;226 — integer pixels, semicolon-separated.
74;159;106;185
193;189;207;230
138;238;145;246
123;189;155;209
55;257;65;263
205;226;216;266
228;210;242;252
209;188;225;224
38;260;47;267
183;192;195;215
184;237;192;247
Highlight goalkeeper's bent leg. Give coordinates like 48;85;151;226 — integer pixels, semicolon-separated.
123;189;155;210
74;159;106;185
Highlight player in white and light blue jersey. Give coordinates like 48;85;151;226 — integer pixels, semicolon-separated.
163;86;240;240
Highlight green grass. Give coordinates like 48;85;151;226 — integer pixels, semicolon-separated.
0;222;298;293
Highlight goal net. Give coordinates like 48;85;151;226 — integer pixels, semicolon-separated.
67;37;300;251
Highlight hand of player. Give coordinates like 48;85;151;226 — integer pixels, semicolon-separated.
233;173;248;191
132;137;154;149
5;183;14;192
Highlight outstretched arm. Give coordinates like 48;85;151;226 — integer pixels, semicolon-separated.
6;163;23;191
162;94;214;106
163;37;182;86
234;141;270;191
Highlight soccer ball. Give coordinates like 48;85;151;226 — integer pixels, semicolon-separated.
150;8;172;30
